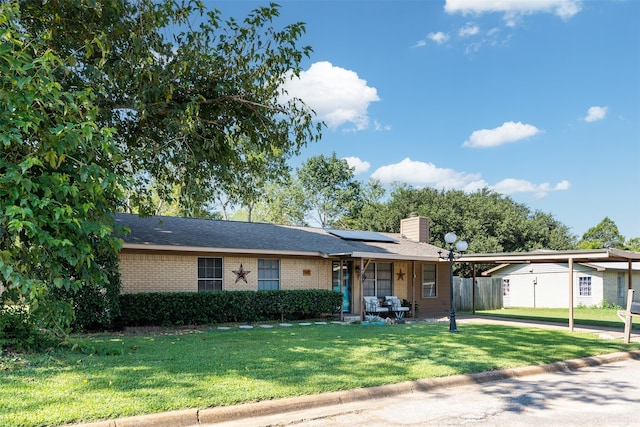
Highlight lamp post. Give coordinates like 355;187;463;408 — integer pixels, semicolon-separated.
438;232;468;333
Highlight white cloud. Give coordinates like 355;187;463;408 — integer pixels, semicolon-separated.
492;178;571;198
444;0;582;23
463;121;542;148
373;120;392;132
280;61;380;131
584;106;608;122
459;24;480;37
427;32;450;44
369;158;570;199
371;158;485;189
343;157;371;174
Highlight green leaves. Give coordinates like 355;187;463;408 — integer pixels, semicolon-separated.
2;0;325;346
17;0;320;215
578;217;626;249
1;2;128;342
297;153;363;228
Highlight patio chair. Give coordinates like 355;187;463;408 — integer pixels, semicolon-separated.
363;296;389;316
384;296;410;319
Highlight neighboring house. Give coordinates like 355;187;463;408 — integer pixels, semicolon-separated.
484;261;640;309
115;213;452;318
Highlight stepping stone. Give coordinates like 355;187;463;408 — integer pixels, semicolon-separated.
259;324;274;328
217;327;231;330
314;322;327;325
239;325;253;329
299;322;312;326
279;323;293;327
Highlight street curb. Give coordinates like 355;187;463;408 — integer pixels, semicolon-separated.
69;350;640;427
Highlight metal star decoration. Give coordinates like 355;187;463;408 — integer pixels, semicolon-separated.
233;264;251;283
396;269;405;281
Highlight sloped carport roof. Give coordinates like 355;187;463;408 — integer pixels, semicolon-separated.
458;248;640;330
459;248;640;264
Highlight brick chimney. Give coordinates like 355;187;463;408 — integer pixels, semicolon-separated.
400;215;430;243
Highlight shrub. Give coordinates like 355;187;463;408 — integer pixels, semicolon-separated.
0;305;60;352
598;301;623;310
118;290;343;327
52;242;122;331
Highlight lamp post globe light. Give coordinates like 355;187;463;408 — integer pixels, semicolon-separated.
438;232;468;333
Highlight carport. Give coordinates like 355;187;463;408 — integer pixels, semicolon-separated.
459;248;640;331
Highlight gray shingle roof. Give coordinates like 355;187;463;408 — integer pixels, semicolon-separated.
115;213;443;261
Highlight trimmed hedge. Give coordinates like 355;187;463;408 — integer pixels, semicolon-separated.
118;290;343;327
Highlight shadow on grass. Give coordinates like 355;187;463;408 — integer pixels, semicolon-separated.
3;322;639;426
62;323;636;393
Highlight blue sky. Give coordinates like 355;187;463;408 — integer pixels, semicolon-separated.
215;0;639;240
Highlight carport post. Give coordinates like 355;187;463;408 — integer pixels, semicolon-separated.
623;289;634;344
569;258;574;331
472;263;477;314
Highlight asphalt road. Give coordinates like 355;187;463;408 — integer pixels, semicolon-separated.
212;357;640;427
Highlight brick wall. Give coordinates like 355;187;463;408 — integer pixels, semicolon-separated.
222;257;332;291
118;250;444;316
119;251;333;293
119;252;195;293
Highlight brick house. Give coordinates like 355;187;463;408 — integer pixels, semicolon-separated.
115;213;452;318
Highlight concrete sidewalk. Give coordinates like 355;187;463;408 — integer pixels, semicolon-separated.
69;316;640;427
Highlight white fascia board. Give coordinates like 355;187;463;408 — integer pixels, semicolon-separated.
122;243;329;258
348;251;440;262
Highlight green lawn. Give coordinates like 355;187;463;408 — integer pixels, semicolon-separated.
2;321;639;427
469;306;640;328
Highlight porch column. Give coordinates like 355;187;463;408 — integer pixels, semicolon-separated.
411;261;416;318
360;258;364;320
339;259;344;322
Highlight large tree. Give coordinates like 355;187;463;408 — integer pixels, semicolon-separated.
1;2;127;338
297;153;363;228
578;217;626;249
17;0;322;214
328;181;580;276
236;178;308;226
348;184;576;273
2;0;321;343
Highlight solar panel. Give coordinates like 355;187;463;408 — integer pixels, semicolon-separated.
327;229;396;243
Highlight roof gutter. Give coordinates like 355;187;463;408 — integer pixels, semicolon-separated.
348;251;440;262
122;243;330;258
